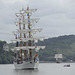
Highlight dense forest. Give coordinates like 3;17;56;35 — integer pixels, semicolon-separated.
38;35;75;62
0;35;75;64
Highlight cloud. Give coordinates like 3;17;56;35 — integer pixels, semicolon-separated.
0;0;27;4
0;0;75;42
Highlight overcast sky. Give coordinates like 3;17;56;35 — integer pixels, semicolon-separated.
0;0;75;43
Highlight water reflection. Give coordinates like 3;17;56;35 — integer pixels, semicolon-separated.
14;69;39;75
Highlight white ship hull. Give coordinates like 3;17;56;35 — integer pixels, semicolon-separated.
14;61;39;70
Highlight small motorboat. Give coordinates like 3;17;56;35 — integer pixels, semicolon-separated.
64;64;70;67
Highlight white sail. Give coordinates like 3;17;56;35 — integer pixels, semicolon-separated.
15;9;37;17
15;18;39;26
13;28;42;34
11;37;44;43
55;54;63;58
12;46;45;51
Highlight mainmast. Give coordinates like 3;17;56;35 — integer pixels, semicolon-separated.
19;18;22;61
22;8;27;59
27;6;32;58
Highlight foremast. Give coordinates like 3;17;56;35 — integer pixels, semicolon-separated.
12;6;45;62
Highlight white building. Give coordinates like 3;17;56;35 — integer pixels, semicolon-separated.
3;44;9;51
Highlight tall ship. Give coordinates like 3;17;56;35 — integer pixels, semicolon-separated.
11;6;45;69
55;53;63;63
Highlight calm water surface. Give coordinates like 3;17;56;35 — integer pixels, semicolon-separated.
0;63;75;75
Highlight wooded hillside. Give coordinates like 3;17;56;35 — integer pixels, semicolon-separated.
0;35;75;63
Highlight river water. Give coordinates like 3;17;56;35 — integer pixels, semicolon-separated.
0;63;75;75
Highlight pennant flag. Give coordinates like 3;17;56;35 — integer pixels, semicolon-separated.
21;16;22;18
25;11;26;13
36;53;38;56
30;29;31;32
19;44;20;46
30;31;32;34
19;50;21;52
18;33;19;39
27;13;29;16
30;23;32;26
36;59;38;63
19;42;20;46
35;46;37;48
36;59;38;61
28;19;30;23
31;35;32;37
33;42;35;44
19;23;20;24
27;11;29;14
33;39;35;44
15;34;17;39
29;26;31;29
27;6;29;10
29;24;31;26
33;40;35;42
30;26;31;29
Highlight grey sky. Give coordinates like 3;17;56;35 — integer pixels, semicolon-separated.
0;0;75;43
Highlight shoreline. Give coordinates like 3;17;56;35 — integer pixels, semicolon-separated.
39;61;75;63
